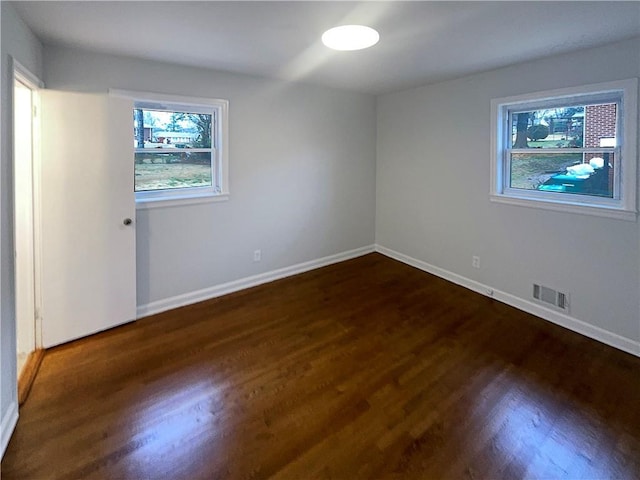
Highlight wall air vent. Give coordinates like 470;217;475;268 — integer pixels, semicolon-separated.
533;284;569;312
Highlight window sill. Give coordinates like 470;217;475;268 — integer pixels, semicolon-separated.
136;192;229;209
490;194;637;221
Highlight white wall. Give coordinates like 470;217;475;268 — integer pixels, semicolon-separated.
43;45;377;311
0;1;43;455
377;37;640;350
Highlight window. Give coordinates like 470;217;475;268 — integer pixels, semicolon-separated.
491;79;637;220
128;91;229;207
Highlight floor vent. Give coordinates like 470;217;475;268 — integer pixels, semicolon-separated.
533;284;569;312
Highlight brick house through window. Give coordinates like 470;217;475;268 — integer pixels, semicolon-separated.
584;103;616;192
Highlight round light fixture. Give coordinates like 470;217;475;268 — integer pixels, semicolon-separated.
321;25;379;51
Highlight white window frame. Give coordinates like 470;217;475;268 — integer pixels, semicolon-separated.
111;89;229;208
490;79;637;221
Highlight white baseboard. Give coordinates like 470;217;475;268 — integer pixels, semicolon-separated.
375;244;640;358
1;401;18;459
137;245;376;318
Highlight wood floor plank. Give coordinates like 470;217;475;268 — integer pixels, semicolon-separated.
2;253;640;479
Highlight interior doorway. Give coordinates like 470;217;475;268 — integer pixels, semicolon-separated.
13;60;42;385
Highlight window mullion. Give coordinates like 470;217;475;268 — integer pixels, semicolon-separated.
509;148;616;154
134;148;212;154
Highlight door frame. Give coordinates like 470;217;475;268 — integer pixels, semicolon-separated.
12;57;44;358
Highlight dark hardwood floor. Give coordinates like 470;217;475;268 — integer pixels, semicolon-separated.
3;253;640;479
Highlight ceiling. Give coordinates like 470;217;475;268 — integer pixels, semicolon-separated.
12;1;640;95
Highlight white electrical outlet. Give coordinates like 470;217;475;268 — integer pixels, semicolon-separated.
472;256;480;269
253;249;261;262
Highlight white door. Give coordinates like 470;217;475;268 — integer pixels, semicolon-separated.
40;91;136;347
14;78;37;370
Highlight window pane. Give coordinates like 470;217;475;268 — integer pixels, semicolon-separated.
134;109;212;149
511;151;614;198
511;103;618;149
134;152;212;191
511;107;585;148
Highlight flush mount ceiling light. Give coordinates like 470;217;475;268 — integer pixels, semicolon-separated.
321;25;380;51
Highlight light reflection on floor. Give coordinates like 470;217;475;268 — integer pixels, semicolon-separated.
480;368;617;479
120;374;230;478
